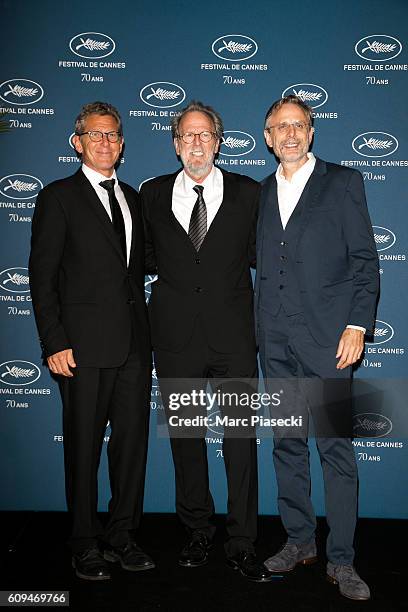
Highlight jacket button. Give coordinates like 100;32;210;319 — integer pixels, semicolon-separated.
280;255;286;261
195;258;200;264
279;270;285;275
279;285;284;290
194;287;202;293
280;241;287;246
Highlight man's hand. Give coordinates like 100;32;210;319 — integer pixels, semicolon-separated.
47;349;76;377
336;328;364;370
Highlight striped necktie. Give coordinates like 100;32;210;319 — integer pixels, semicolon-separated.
188;185;207;251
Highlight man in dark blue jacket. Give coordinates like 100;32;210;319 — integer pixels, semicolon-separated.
255;95;379;601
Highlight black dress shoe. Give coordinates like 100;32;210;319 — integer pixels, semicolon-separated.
179;533;212;567
103;541;155;571
227;551;274;582
72;548;111;581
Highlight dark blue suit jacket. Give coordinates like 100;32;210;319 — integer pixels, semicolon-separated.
255;157;379;347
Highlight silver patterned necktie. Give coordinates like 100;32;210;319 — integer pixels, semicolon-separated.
188;185;207;251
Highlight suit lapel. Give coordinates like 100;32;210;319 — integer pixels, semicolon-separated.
293;157;327;253
216;168;239;217
198;169;238;249
75;169;126;263
265;173;282;229
120;181;137;267
159;168;239;253
258;173;279;254
157;170;196;249
256;173;278;282
158;167;241;253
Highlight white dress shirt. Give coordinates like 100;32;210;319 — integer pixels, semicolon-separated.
276;153;365;334
172;166;223;233
81;163;132;265
276;152;316;229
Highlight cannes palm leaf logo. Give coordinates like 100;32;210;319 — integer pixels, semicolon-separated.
217;40;253;53
4;84;38;98
75;37;110;52
4;179;38;192
212;34;258;60
3;273;29;287
220;131;256;157
145;87;180;101
0;360;41;385
361;40;397;54
374;233;391;245
355;416;383;431
374;327;389;338
222;136;250;149
353;414;392;437
1;365;35;379
358;137;393;151
355;35;402;61
368;319;394;345
140;82;186;108
292;88;322;102
352;132;398;158
372;226;395;252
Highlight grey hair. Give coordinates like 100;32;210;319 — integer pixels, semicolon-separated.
74;101;122;135
264;94;313;128
171;100;223;139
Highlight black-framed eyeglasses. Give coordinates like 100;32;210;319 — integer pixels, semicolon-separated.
77;130;122;143
177;131;216;144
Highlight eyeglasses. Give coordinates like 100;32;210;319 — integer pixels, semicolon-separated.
77;130;122;143
265;121;310;134
177;131;216;144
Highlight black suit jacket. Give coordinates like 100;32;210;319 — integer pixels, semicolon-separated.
29;169;150;367
140;168;260;353
255;158;379;347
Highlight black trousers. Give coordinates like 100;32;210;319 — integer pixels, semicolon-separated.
60;351;151;553
154;322;258;557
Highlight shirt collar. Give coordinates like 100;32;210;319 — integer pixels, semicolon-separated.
276;152;316;186
180;165;216;194
81;163;117;188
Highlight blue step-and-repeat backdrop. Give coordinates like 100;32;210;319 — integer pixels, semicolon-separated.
0;0;407;518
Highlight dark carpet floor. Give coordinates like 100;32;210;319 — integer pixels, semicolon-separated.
1;513;406;612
